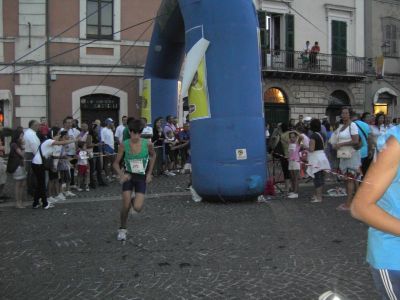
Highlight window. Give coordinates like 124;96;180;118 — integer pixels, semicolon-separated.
87;0;114;40
382;18;399;57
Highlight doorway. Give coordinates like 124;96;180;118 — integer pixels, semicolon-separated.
264;87;289;127
326;90;350;126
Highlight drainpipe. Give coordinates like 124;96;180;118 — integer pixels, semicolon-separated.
28;22;31;48
45;0;51;124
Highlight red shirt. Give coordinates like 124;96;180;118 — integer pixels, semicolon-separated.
39;124;49;136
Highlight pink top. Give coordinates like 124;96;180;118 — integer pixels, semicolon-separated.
288;143;300;162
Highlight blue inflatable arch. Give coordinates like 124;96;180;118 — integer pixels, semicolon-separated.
143;0;267;199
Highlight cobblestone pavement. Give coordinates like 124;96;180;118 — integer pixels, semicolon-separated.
0;174;379;300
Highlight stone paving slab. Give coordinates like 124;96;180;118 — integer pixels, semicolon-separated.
0;185;378;300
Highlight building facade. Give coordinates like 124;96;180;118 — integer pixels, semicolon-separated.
365;0;400;119
255;0;366;126
0;0;161;128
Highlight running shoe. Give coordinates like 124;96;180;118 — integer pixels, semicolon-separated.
47;197;58;204
288;193;299;199
65;191;76;197
76;188;83;192
85;187;90;192
56;193;66;201
32;204;41;209
117;228;127;241
43;203;54;210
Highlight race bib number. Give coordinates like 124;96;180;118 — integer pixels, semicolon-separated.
129;159;145;174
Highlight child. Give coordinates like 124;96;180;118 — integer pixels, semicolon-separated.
164;130;178;176
287;131;301;199
58;142;76;198
76;141;90;192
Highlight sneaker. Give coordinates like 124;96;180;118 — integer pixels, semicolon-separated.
56;193;66;201
336;203;350;211
32;203;41;209
310;198;322;203
85;187;90;192
65;191;76;197
117;228;127;241
48;197;58;204
43;203;54;210
76;188;83;192
287;193;299;199
70;185;78;190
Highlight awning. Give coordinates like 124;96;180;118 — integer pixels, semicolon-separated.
373;87;398;103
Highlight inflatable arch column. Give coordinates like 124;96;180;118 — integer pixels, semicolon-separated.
143;0;267;199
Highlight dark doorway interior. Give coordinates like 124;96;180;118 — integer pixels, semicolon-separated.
326;90;350;126
80;94;120;125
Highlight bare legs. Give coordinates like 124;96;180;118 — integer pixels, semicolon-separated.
120;191;144;229
15;179;27;208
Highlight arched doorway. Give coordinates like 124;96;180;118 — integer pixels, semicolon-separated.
80;94;120;125
264;87;289;126
326;90;350;125
373;88;398;116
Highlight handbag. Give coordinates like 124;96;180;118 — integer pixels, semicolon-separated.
39;143;54;171
6;144;21;174
337;146;355;159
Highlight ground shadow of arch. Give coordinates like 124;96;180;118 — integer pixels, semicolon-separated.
143;0;266;199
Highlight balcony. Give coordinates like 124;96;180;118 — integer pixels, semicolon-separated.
261;50;366;81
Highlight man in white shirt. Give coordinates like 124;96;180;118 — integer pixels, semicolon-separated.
101;118;115;181
115;116;127;144
24;120;40;196
61;117;80;189
141;117;153;140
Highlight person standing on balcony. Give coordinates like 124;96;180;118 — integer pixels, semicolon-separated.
310;41;320;69
301;41;310;66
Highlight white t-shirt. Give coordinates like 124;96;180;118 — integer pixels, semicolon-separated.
24;128;40;154
142;126;153;136
115;125;125;143
32;140;55;165
101;127;114;149
78;150;89;166
61;128;80;155
338;122;359;143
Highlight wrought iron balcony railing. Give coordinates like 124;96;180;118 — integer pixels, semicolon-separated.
261;49;366;76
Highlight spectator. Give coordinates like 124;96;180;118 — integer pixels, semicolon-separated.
141;117;153;140
101;118;115;182
354;112;372;176
76;141;90;192
151;117;165;176
301;40;310;65
39;117;50;137
123;117;135;142
295;115;305;132
47;127;64;204
73;119;81;131
177;122;190;168
90;123;107;187
163;115;177;137
370;113;387;160
351;125;400;299
115;116;127;144
32;130;75;209
310;41;320;68
7;128;27;208
24;120;40;197
332;107;361;211
62;116;80;188
289;118;296;130
287;131;301;199
307;119;331;203
164;130;178;176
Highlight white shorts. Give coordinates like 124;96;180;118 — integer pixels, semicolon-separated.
288;161;300;171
